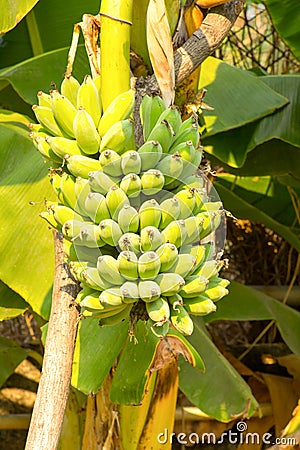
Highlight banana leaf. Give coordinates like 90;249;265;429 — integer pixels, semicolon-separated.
205;282;300;357
0;110;55;319
0;336;28;387
0;281;28;321
0;0;39;33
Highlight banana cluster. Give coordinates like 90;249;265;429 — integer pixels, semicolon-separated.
30;75;229;337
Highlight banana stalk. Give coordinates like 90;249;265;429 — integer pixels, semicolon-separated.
100;0;133;110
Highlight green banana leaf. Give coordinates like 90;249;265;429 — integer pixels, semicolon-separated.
179;319;259;422
71;318;129;395
214;180;300;252
0;45;91;107
0;0;100;68
0;0;39;33
0;281;28;321
264;0;300;61
110;321;159;405
204;75;300;173
205;282;300;357
0;110;55;319
0;336;28;387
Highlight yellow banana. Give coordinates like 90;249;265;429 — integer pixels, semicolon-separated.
50;89;77;138
119;173;142;198
65;155;102;178
146;297;170;323
46;136;84;159
155;273;185;296
77;75;102;126
100;118;134;154
170;303;194;335
61;75;80;107
73;107;101;155
32;105;63;137
140;226;162;252
98;88;135;137
106;185;130;220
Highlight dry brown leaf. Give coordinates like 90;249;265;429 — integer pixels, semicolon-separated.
146;0;175;106
278;355;300;395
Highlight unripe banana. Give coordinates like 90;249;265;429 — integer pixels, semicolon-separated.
196;210;224;239
180;244;207;272
192;188;207;214
62;219;85;240
183;296;216;315
32;105;63;137
67;243;101;265
179;113;197;131
141;169;165;195
169;140;195;162
97;255;125;285
73;107;101;155
159;197;181;229
61;75;80;107
156;243;179;272
74;177;91;216
46;136;84;159
157;105;182;135
50;90;77;138
98;88;135;137
37;91;51;108
201;201;223;212
99;219;123;246
140;95;166;141
106;185;130;220
209;276;230;288
138;140;163;171
182;174;204;191
40;211;60;229
170;304;194;335
117;251;139;280
147;120;175;153
84;192;111;223
138;252;161;280
99;150;123;177
119;173;142;198
28;123;49;134
88;171;119;194
72;224;105;248
139;199;162;229
79;291;103;312
179;276;208;298
158;153;183;186
183;216;204;245
49;171;63;201
193;260;223;279
138;281;161;302
59;172;77;210
149;318;170;337
49;204;79;227
120;281;139;303
155;273;185;296
166;254;197;278
77;75;102;126
161;219;187;248
82;267;114;290
100;287;124;306
140;226;162;252
117;204;139;233
121;151;141;175
175;189;196;220
65;155;102;179
32;135;61;163
204;284;229;302
100;119;134;154
190;145;203;169
146;297;170;322
118;232;141;254
98;304;132;326
169;122;200;151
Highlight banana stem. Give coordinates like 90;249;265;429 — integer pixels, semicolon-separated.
100;0;133;110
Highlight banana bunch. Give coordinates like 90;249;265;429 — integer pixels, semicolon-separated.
31;79;229;337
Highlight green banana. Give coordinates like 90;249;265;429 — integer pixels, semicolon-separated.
140;95;166;141
99;287;124;306
50;89;77;138
158;153;183;186
119;173;142;198
159;197;181;229
170;140;195;162
77;75;102;126
120;281;139;303
203;284;229;302
99;219;123;246
118;232;141;254
117;204;139;233
183;296;216;315
32;135;62;163
138;140;162;171
40;211;60;230
32;105;63;137
82;267;114;291
192;260;222;279
179;276;209;298
73;107;101;155
118;251;139;281
84;192;111;224
155;273;185;296
49;204;80;227
99;150;123;177
79;291;103;312
61;219;85;240
181;244;207;272
175;189;196;220
67;244;101;265
166;254;196;278
138;252;161;280
37;91;51;108
146;297;170;322
121;151;142;175
147;120;175;153
97;255;125;285
98;88;135;137
61;75;80;107
170;303;194;336
156;105;182;135
100;119;134;154
74;177;91;216
139;199;162;229
161;219;187;248
183;216;204;245
140;169;165;195
88;171;119;195
156;243;178;272
46;136;84;159
98;304;132;326
149;318;170;337
59;172;77;210
209;276;230;288
138;280;161;303
106;185;130;220
65;155;102;179
72;224;104;248
140;226;162;252
169;122;200;151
